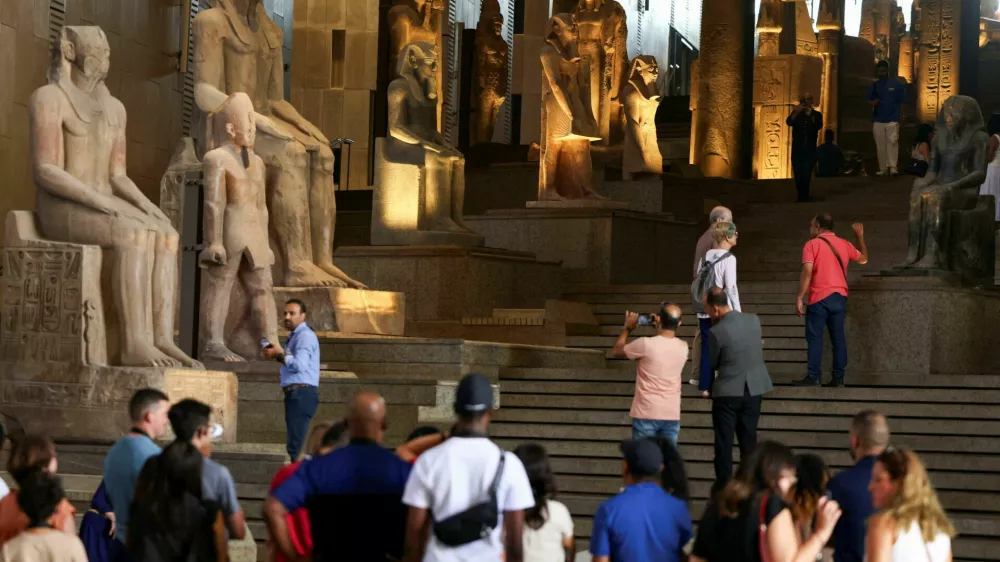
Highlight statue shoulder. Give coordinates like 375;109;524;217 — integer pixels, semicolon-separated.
193;7;227;30
30;84;65;110
387;79;409;100
388;4;418;24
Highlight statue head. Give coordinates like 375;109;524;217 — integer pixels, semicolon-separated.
479;0;504;36
938;95;985;136
212;93;256;150
548;13;579;51
629;56;659;88
399;41;439;100
49;26;110;87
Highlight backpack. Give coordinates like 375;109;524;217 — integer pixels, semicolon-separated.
691;251;732;314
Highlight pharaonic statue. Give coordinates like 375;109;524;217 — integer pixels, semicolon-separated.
199;93;278;363
29;26;202;368
470;0;509;145
539;14;603;200
900;96;989;271
572;0;628;144
621;56;663;180
193;0;363;289
388;0;444;79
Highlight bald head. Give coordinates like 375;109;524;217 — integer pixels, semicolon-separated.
347;392;387;442
658;302;683;331
709;206;732;224
850;410;889;454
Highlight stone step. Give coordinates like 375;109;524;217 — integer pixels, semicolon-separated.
594;324;806;337
593;312;805;326
588;302;800;315
565;335;807;350
566;282;801;295
580;293;803;305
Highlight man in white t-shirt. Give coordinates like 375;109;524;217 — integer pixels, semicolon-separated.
402;374;535;562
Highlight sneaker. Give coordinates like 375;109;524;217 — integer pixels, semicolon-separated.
889;167;899;176
792;376;820;387
823;379;846;388
688;378;699;386
875;170;888;177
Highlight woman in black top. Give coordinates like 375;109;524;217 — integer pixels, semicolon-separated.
691;441;841;562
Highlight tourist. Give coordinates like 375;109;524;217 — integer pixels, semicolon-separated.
0;471;87;562
396;426;446;463
828;410;890;562
979;113;1000;221
168;399;246;540
128;441;226;561
266;393;412;561
0;424;9;501
402;374;534;562
263;299;320;461
816;129;844;177
702;287;772;486
789;454;831;553
103;388;170;551
514;444;574;562
690;205;733;386
786;92;823;202
868;60;906;176
691;441;841;562
611;303;687;444
794;214;868;387
694;221;741;395
79;481;117;562
590;439;692;562
906;123;934;177
866;447;954;562
0;436;76;545
266;421;347;562
652;437;690;504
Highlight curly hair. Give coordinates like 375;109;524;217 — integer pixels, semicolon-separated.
877;447;955;543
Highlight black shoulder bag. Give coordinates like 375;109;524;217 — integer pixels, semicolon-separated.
433;447;506;547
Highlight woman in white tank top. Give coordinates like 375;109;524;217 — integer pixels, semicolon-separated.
979;115;1000;222
865;447;955;562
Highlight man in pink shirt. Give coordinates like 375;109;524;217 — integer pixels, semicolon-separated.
612;303;689;445
794;213;868;387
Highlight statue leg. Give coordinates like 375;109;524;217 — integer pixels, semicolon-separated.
241;264;279;351
310;145;365;289
539;139;565;201
902;189;924;265
199;256;243;362
149;227;204;368
424;155;453;230
914;191;951;269
449;157;475;232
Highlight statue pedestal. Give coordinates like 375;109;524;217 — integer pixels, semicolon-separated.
272;287;405;335
526;199;629;210
845;275;1000;375
0;363;238;442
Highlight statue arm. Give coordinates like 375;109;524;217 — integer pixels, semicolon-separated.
201;153;227;254
193;12;230;114
421;0;443;33
108;105;172;226
386;85;424;146
541;53;574;117
622;88;643;139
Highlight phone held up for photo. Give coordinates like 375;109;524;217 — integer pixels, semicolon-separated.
637;313;656;327
259;339;274;350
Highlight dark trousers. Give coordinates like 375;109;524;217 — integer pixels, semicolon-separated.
698;317;714;391
711;385;762;485
284;385;319;460
792;152;816;201
806;293;848;382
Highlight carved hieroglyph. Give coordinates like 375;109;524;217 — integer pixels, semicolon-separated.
621;56;662;180
24;26;201;369
752;56;824;179
388;0;444;129
371;42;483;247
193;0;364;289
572;0;627;145
470;0;509;145
198;93;279;363
916;0;961;122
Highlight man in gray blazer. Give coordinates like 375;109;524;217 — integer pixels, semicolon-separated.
704;287;774;486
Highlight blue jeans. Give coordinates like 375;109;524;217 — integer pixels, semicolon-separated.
806;293;847;382
698;317;714;391
632;418;681;446
284;385;319;460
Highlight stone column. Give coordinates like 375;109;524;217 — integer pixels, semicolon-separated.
898;35;915;82
779;0;819;56
689;59;701;166
917;0;961;122
758;0;783;57
817;0;843;141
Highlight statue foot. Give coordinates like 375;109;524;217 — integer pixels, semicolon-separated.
583;189;609;201
156;340;206;369
200;341;246;363
120;343;183;369
285;262;347;288
317;262;368;290
538;189;566;202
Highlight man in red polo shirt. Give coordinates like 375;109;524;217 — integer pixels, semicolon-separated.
794;213;868;387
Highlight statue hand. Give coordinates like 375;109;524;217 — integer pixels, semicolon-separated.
256;113;293;142
422;141;444;154
303;122;329;145
142;202;171;225
199;245;227;267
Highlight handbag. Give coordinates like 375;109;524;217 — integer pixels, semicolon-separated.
905;158;929;177
432;447;506;547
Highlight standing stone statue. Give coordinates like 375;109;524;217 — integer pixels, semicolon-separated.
470;0;509;145
539;14;603;201
621;56;663;180
572;0;628;144
193;0;363;289
199;93;278;363
28;26;202;369
388;0;444;79
899;96;991;276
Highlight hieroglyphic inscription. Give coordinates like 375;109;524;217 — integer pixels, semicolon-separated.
163;372;237;429
917;0;961;122
753;59;791;180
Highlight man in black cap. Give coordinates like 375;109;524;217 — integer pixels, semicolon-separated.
402;374;535;562
590;439;693;562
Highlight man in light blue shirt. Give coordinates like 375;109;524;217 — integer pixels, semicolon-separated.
264;298;320;459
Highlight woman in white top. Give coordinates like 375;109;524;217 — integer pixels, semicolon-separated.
911;123;934;163
866;447;955;562
979;114;1000;221
514;444;574;562
692;222;741;395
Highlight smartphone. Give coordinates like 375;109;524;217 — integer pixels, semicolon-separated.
259;338;274;350
637;314;656;327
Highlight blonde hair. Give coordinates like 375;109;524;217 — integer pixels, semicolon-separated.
300;421;335;461
878;448;956;543
712;222;737;244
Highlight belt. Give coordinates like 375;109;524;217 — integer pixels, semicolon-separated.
282;383;314;394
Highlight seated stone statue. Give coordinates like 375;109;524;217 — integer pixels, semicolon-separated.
371;41;483;246
28;26;201;368
621;56;663;180
900;95;990;275
199;93;278;362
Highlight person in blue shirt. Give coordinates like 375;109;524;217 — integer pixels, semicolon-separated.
590;439;692;562
263;298;320;460
868;60;906;176
827;410;890;562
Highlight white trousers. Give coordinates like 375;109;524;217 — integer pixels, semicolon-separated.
873;121;900;171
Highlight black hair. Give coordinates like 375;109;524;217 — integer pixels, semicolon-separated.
8;435;56;486
285;298;308;314
652;437;689;503
719;440;795;517
790;454;830;525
406;425;442;442
914;123;934;146
814;212;834;231
168;399;212;443
128;440;206;554
322;421;348;447
514;443;557;530
824;128;835;143
988;114;1000;137
129;388;169;423
15;470;65;527
658;302;682;331
876;59;889;69
705;287;730;308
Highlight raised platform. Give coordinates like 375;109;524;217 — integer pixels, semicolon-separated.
595;177;666;213
273;286;404;335
526;199;629;210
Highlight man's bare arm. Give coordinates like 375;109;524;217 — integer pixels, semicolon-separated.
403;507;431;562
226;510;247;540
262;497;297;560
503;510;526;562
796;262;814;316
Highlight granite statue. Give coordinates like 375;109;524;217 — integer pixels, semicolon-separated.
572;0;628;144
28;26;202;369
539;13;603;201
193;0;364;289
621;56;663;180
199;93;279;363
470;0;509;145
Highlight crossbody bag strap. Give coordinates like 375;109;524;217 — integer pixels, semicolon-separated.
817;236;847;280
489;448;506;500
